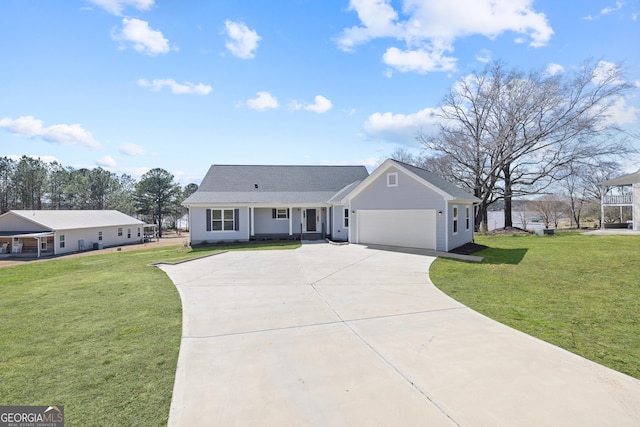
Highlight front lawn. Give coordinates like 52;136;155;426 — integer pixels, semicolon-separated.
0;241;300;426
430;232;640;380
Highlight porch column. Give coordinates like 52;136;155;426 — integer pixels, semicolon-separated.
288;207;293;235
250;207;255;236
36;237;41;258
600;191;605;229
634;183;640;231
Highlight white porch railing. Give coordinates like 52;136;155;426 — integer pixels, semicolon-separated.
603;194;633;205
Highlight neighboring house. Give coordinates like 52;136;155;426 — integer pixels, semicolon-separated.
184;159;479;252
599;171;640;230
0;210;145;258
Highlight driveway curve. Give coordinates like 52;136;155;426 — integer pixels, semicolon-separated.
159;243;640;426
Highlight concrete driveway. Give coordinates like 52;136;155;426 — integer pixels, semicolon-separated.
159;243;640;426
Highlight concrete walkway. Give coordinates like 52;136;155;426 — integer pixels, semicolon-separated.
159;243;640;426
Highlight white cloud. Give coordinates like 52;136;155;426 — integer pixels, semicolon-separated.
306;95;332;113
585;1;628;20
224;20;261;59
601;1;625;15
87;0;154;16
137;78;212;95
592;60;625;85
0;116;101;149
337;0;553;74
545;62;565;76
119;142;158;157
475;48;491;63
246;91;279;111
364;107;440;144
382;46;457;73
604;97;638;126
96;155;117;168
291;95;333;113
112;18;170;56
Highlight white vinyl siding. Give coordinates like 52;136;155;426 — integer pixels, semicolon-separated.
387;172;398;187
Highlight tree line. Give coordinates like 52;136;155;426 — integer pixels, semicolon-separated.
397;59;636;230
0;156;198;237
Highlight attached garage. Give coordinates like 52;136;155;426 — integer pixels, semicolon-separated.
357;209;437;250
345;159;479;252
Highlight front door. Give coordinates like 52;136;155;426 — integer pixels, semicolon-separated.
305;209;317;232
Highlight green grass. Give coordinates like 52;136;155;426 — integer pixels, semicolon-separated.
0;241;300;426
431;232;640;379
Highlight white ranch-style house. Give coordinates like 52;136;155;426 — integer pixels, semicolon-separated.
184;159;480;252
0;210;146;258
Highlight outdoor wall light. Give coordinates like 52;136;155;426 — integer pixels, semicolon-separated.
438;211;443;216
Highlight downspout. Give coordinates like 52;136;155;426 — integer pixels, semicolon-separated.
443;202;449;252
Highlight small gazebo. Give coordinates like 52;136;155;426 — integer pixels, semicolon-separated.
599;171;640;230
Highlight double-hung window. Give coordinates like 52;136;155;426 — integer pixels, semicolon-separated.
466;206;471;230
60;235;65;249
344;208;349;228
206;208;241;232
118;227;123;237
211;209;235;231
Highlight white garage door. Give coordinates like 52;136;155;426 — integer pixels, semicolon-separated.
357;209;436;250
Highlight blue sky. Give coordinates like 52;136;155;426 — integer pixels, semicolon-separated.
1;0;639;185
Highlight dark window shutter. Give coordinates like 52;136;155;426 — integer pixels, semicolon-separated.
287;208;290;218
272;209;276;219
234;209;239;231
206;209;211;231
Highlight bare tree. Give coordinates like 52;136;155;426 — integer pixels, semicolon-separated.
418;63;505;231
531;195;563;228
419;59;635;230
562;161;618;228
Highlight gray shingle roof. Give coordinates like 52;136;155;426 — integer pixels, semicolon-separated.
394;161;480;202
184;165;369;205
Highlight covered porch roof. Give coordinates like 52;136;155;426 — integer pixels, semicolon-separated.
599;171;640;187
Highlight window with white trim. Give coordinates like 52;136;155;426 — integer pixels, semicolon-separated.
453;206;459;234
344;208;349;228
466;206;471;230
98;231;103;241
41;240;47;251
127;228;131;238
387;172;398;187
137;227;141;237
60;235;65;248
212;209;235;231
118;227;123;237
274;208;289;220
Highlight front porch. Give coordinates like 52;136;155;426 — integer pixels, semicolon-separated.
0;233;55;258
249;206;330;240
